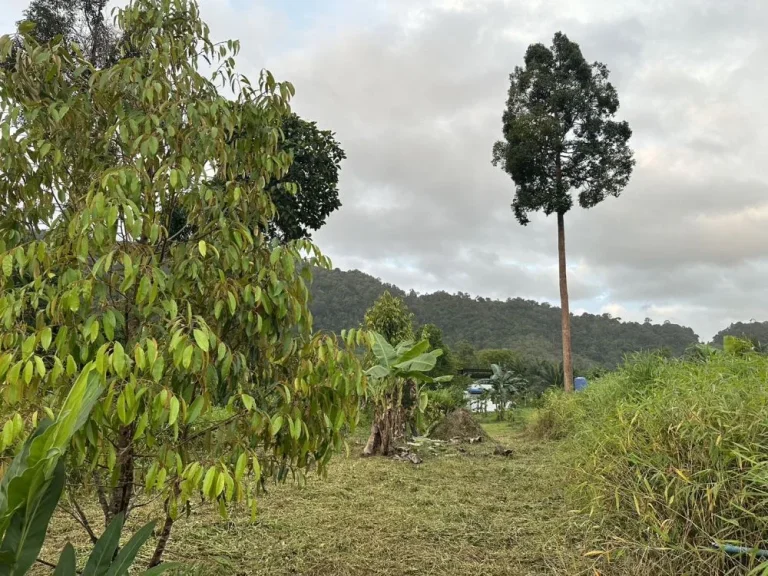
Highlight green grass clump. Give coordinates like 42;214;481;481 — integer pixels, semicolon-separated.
534;351;768;574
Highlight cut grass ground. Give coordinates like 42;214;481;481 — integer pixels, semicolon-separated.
36;417;598;575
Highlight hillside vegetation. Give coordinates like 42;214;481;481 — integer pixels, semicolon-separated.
713;321;768;349
309;268;699;367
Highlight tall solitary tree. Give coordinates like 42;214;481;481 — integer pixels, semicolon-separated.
492;32;634;391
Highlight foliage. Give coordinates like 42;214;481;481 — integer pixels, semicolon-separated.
475;364;527;420
491;31;634;224
268;113;345;242
362;332;450;455
0;365;99;574
531;352;768;574
0;364;173;575
722;334;758;356
419;323;455;377
712;321;768;350
309;268;699;368
11;0;117;67
423;385;466;430
10;0;345;245
0;0;364;565
53;512;178;575
362;291;414;345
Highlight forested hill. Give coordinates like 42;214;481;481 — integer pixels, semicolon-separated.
712;322;768;348
309;268;700;367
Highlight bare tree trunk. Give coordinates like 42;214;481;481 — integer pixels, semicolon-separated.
148;509;174;568
557;211;574;392
108;424;135;523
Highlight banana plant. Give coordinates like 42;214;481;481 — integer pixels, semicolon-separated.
0;364;103;574
362;332;452;456
0;363;178;575
475;364;527;420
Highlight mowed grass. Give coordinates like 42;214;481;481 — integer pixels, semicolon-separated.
37;416;596;576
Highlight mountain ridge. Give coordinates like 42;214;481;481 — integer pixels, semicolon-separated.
308;267;701;367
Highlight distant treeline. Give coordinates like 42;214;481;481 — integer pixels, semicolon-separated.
309;268;701;368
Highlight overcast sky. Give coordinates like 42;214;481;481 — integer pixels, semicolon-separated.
3;0;767;340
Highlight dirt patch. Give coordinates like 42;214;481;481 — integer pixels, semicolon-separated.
429;409;491;442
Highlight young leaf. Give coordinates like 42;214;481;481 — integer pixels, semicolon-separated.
82;513;125;576
193;329;209;352
104;520;156;576
53;544;77;576
0;460;66;575
169;396;180;426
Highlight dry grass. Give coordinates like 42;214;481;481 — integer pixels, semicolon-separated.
34;417;598;576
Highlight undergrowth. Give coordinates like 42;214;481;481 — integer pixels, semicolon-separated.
532;350;768;575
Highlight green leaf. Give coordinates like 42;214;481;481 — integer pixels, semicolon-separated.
169;397;180;426
227;293;236;315
40;327;52;351
202;467;216;498
252;456;261;483
270;415;284;437
82;513;124;576
368;332;397;367
187;396;205;424
53;544;77;576
364;365;390;380
151;357;164;382
182;345;193;369
133;412;149;440
34;356;46;378
198;240;206;257
0;460;65;575
105;521;156;576
393;350;440;373
394;339;430;364
214;470;225;497
112;343;126;377
234;453;247;481
147;135;159;156
193;329;209;352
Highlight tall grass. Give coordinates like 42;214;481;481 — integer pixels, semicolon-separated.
532;351;768;574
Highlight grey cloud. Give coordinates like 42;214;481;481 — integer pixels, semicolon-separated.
239;0;768;340
5;0;766;340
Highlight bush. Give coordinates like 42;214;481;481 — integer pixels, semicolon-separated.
533;351;768;574
424;385;466;431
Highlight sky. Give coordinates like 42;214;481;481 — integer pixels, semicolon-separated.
2;0;767;341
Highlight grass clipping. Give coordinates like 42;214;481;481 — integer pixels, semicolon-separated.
429;408;490;442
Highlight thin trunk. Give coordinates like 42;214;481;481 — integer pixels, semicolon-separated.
557;211;574;392
108;424;135;523
148;510;174;567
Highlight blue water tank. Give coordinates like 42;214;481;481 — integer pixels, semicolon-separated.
574;377;587;392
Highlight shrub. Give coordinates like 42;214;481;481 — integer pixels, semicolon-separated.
424;385;466;428
534;351;768;574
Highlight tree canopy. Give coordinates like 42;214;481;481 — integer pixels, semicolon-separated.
491;31;634;225
10;0;346;244
363;291;414;345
